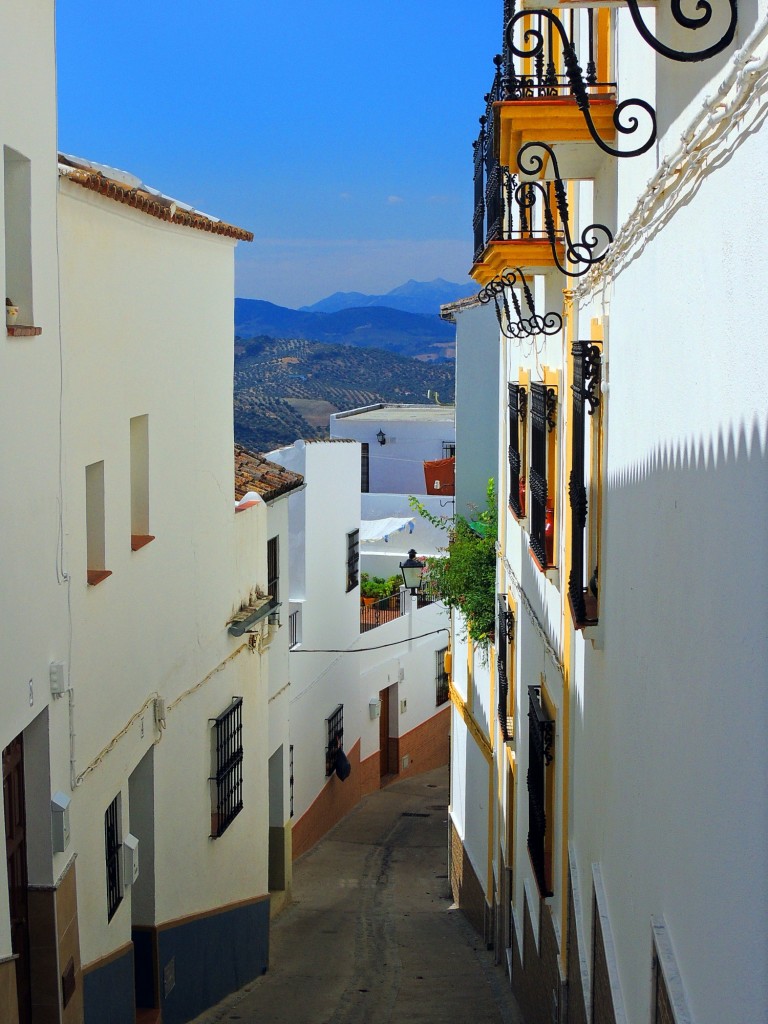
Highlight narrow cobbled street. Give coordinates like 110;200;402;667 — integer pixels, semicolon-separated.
191;767;526;1024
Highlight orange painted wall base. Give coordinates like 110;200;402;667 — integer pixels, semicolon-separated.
291;706;450;860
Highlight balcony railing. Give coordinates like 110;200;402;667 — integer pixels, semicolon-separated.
359;583;438;633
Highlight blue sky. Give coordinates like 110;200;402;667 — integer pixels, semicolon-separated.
56;2;500;307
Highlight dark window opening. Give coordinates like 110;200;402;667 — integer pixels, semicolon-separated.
436;648;449;706
105;795;122;921
527;686;554;897
346;530;360;592
497;596;514;740
267;535;279;609
361;443;370;493
508;383;527;518
568;340;601;628
529;383;557;569
442;441;456;459
325;704;344;776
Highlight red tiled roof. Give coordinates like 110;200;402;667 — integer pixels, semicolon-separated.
58;155;253;242
234;445;304;503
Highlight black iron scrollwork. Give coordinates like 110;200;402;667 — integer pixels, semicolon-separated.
516;142;613;278
478;267;563;339
506;9;657;158
625;0;737;63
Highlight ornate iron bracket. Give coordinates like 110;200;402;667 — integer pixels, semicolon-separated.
506;9;657;157
625;0;737;62
478;267;563;339
515;142;613;277
572;339;602;415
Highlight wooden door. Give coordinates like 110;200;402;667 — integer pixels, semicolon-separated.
3;736;31;1023
378;688;389;778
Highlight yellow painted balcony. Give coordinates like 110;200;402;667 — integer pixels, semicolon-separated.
471;236;566;287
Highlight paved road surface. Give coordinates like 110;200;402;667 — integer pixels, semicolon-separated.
191;767;526;1024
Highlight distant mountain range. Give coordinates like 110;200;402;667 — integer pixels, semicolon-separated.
298;278;477;316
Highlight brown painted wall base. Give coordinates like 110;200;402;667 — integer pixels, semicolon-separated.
510;888;562;1024
0;958;19;1024
27;858;83;1024
449;820;491;943
397;706;450;780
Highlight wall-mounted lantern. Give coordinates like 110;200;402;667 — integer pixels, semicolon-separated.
376;429;387;446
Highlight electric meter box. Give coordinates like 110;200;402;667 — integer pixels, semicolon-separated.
124;833;140;885
51;791;71;853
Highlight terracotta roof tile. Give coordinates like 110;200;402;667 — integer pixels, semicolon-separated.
234;445;304;503
58;154;253;242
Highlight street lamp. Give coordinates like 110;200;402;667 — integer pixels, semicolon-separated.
376;429;386;446
399;549;424;594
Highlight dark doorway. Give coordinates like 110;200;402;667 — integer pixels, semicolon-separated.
3;735;31;1023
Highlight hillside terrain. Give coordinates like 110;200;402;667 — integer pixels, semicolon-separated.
234;335;455;453
234;298;456;361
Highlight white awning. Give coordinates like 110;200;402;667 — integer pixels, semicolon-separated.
359;517;415;543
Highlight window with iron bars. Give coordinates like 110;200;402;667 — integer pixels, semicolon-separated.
104;794;123;921
442;441;456;459
289;744;295;818
435;648;449;706
529;383;557;570
361;442;370;493
568;340;601;629
346;530;359;592
289;609;300;649
210;697;243;838
497;597;515;741
508;383;527;518
325;704;344;776
267;536;279;609
527;686;554;897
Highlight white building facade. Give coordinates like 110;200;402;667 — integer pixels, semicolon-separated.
449;3;768;1024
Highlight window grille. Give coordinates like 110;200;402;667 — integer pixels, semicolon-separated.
346;530;359;592
527;686;554;897
289;744;294;818
497;597;515;740
361;443;370;493
568;340;601;628
442;441;456;459
529;383;557;569
104;795;122;921
325;704;344;776
267;536;279;609
507;383;527;517
289;609;300;648
435;648;449;706
210;697;243;838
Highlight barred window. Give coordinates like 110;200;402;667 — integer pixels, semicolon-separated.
507;383;527;518
442;441;456;459
267;536;279;609
210;697;243;838
104;794;123;921
361;443;370;493
325;704;344;776
568;340;601;629
527;686;554;897
496;596;515;741
435;648;449;706
346;530;360;592
529;382;557;570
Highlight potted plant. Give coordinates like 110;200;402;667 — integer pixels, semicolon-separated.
360;573;387;606
6;298;19;326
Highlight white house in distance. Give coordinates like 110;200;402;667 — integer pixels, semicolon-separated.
447;2;768;1024
330;402;457;578
266;439;451;860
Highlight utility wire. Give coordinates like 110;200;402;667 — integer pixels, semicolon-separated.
293;628;449;654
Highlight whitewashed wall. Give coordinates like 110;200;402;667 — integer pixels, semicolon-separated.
330;404;455;494
0;0;66;961
56;181;267;966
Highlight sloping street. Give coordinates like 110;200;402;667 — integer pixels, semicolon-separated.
191;767;526;1024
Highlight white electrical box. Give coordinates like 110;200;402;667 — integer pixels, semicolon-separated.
154;697;166;729
400;698;407;714
123;833;139;885
51;791;71;852
49;661;67;696
369;697;381;720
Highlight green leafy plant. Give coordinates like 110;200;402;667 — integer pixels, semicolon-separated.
409;479;497;649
